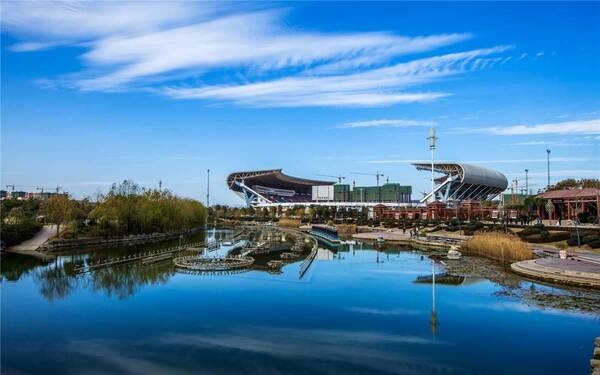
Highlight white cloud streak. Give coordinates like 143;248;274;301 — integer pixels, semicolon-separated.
1;2;511;107
506;170;600;178
339;119;435;129
163;46;510;107
455;118;600;136
506;141;596;147
362;157;599;164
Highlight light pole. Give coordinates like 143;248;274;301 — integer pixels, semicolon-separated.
546;149;551;190
431;259;437;335
206;169;210;208
524;169;529;194
428;127;437;203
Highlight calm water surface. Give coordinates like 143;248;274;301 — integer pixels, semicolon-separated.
2;229;599;374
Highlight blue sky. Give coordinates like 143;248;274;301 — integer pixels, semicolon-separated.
1;1;599;205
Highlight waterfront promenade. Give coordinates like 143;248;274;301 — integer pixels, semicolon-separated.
4;225;57;259
353;228;600;289
511;258;600;288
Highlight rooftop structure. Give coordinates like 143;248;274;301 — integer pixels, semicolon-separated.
536;188;599;223
412;162;508;203
227;169;333;207
227;169;412;208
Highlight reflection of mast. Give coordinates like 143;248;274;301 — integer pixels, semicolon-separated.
431;260;438;335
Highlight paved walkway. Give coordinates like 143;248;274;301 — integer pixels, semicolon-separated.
511;258;600;288
5;225;57;259
352;231;463;250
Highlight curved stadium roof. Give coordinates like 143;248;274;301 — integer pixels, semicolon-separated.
412;162;508;202
227;169;333;194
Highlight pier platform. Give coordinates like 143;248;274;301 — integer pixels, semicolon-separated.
511;257;600;288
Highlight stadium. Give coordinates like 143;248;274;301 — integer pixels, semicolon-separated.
227;163;507;209
412;162;508;203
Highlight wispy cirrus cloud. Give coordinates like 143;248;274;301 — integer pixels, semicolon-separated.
338;118;435;129
361;157;599;164
506;170;600;178
505;140;596;147
346;306;424;315
162;46;510;107
454;118;600;136
2;1;511;107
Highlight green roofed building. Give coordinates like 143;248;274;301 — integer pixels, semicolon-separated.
502;193;530;206
350;183;412;203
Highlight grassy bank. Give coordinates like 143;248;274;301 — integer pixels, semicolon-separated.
461;232;533;262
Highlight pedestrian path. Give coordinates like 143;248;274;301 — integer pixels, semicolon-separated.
5;225;57;259
511;257;600;288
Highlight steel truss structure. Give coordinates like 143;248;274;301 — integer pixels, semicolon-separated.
412;163;508;203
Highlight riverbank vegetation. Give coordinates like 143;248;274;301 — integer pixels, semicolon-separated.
461;232;533;262
3;181;208;245
277;219;301;228
1;198;42;247
85;181;207;237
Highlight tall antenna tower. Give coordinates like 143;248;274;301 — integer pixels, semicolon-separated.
206;169;210;208
546;149;551;189
428;127;437;202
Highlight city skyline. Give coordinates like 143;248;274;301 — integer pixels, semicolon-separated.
2;1;599;205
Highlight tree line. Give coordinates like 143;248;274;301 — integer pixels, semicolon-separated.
23;180;207;239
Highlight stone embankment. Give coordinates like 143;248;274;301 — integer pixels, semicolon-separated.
42;227;204;251
352;231;466;249
356;229;600;289
511;257;600;288
592;337;600;375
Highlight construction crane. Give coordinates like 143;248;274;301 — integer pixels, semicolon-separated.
351;171;385;202
508;178;539;204
316;174;346;184
5;185;38;192
351;171;385;185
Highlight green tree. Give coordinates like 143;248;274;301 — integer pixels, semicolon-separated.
549;178;600;191
41;195;75;237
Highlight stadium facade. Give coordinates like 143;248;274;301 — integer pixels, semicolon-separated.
412;162;508;203
226;169;411;208
227;163;508;209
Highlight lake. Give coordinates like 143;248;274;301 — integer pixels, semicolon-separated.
1;229;599;374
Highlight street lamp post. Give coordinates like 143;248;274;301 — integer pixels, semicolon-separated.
206;169;210;208
428;127;437;203
546;149;551;190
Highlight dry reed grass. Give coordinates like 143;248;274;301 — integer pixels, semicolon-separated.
278;219;301;228
336;224;357;236
461;232;533;262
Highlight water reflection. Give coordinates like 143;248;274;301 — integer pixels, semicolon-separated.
2;228;600;375
3;228;600;317
58;326;449;375
87;261;174;299
1;253;49;282
35;263;75;302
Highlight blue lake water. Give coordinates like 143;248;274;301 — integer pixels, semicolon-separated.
1;229;599;374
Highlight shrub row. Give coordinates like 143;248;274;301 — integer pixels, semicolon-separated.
0;220;42;247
